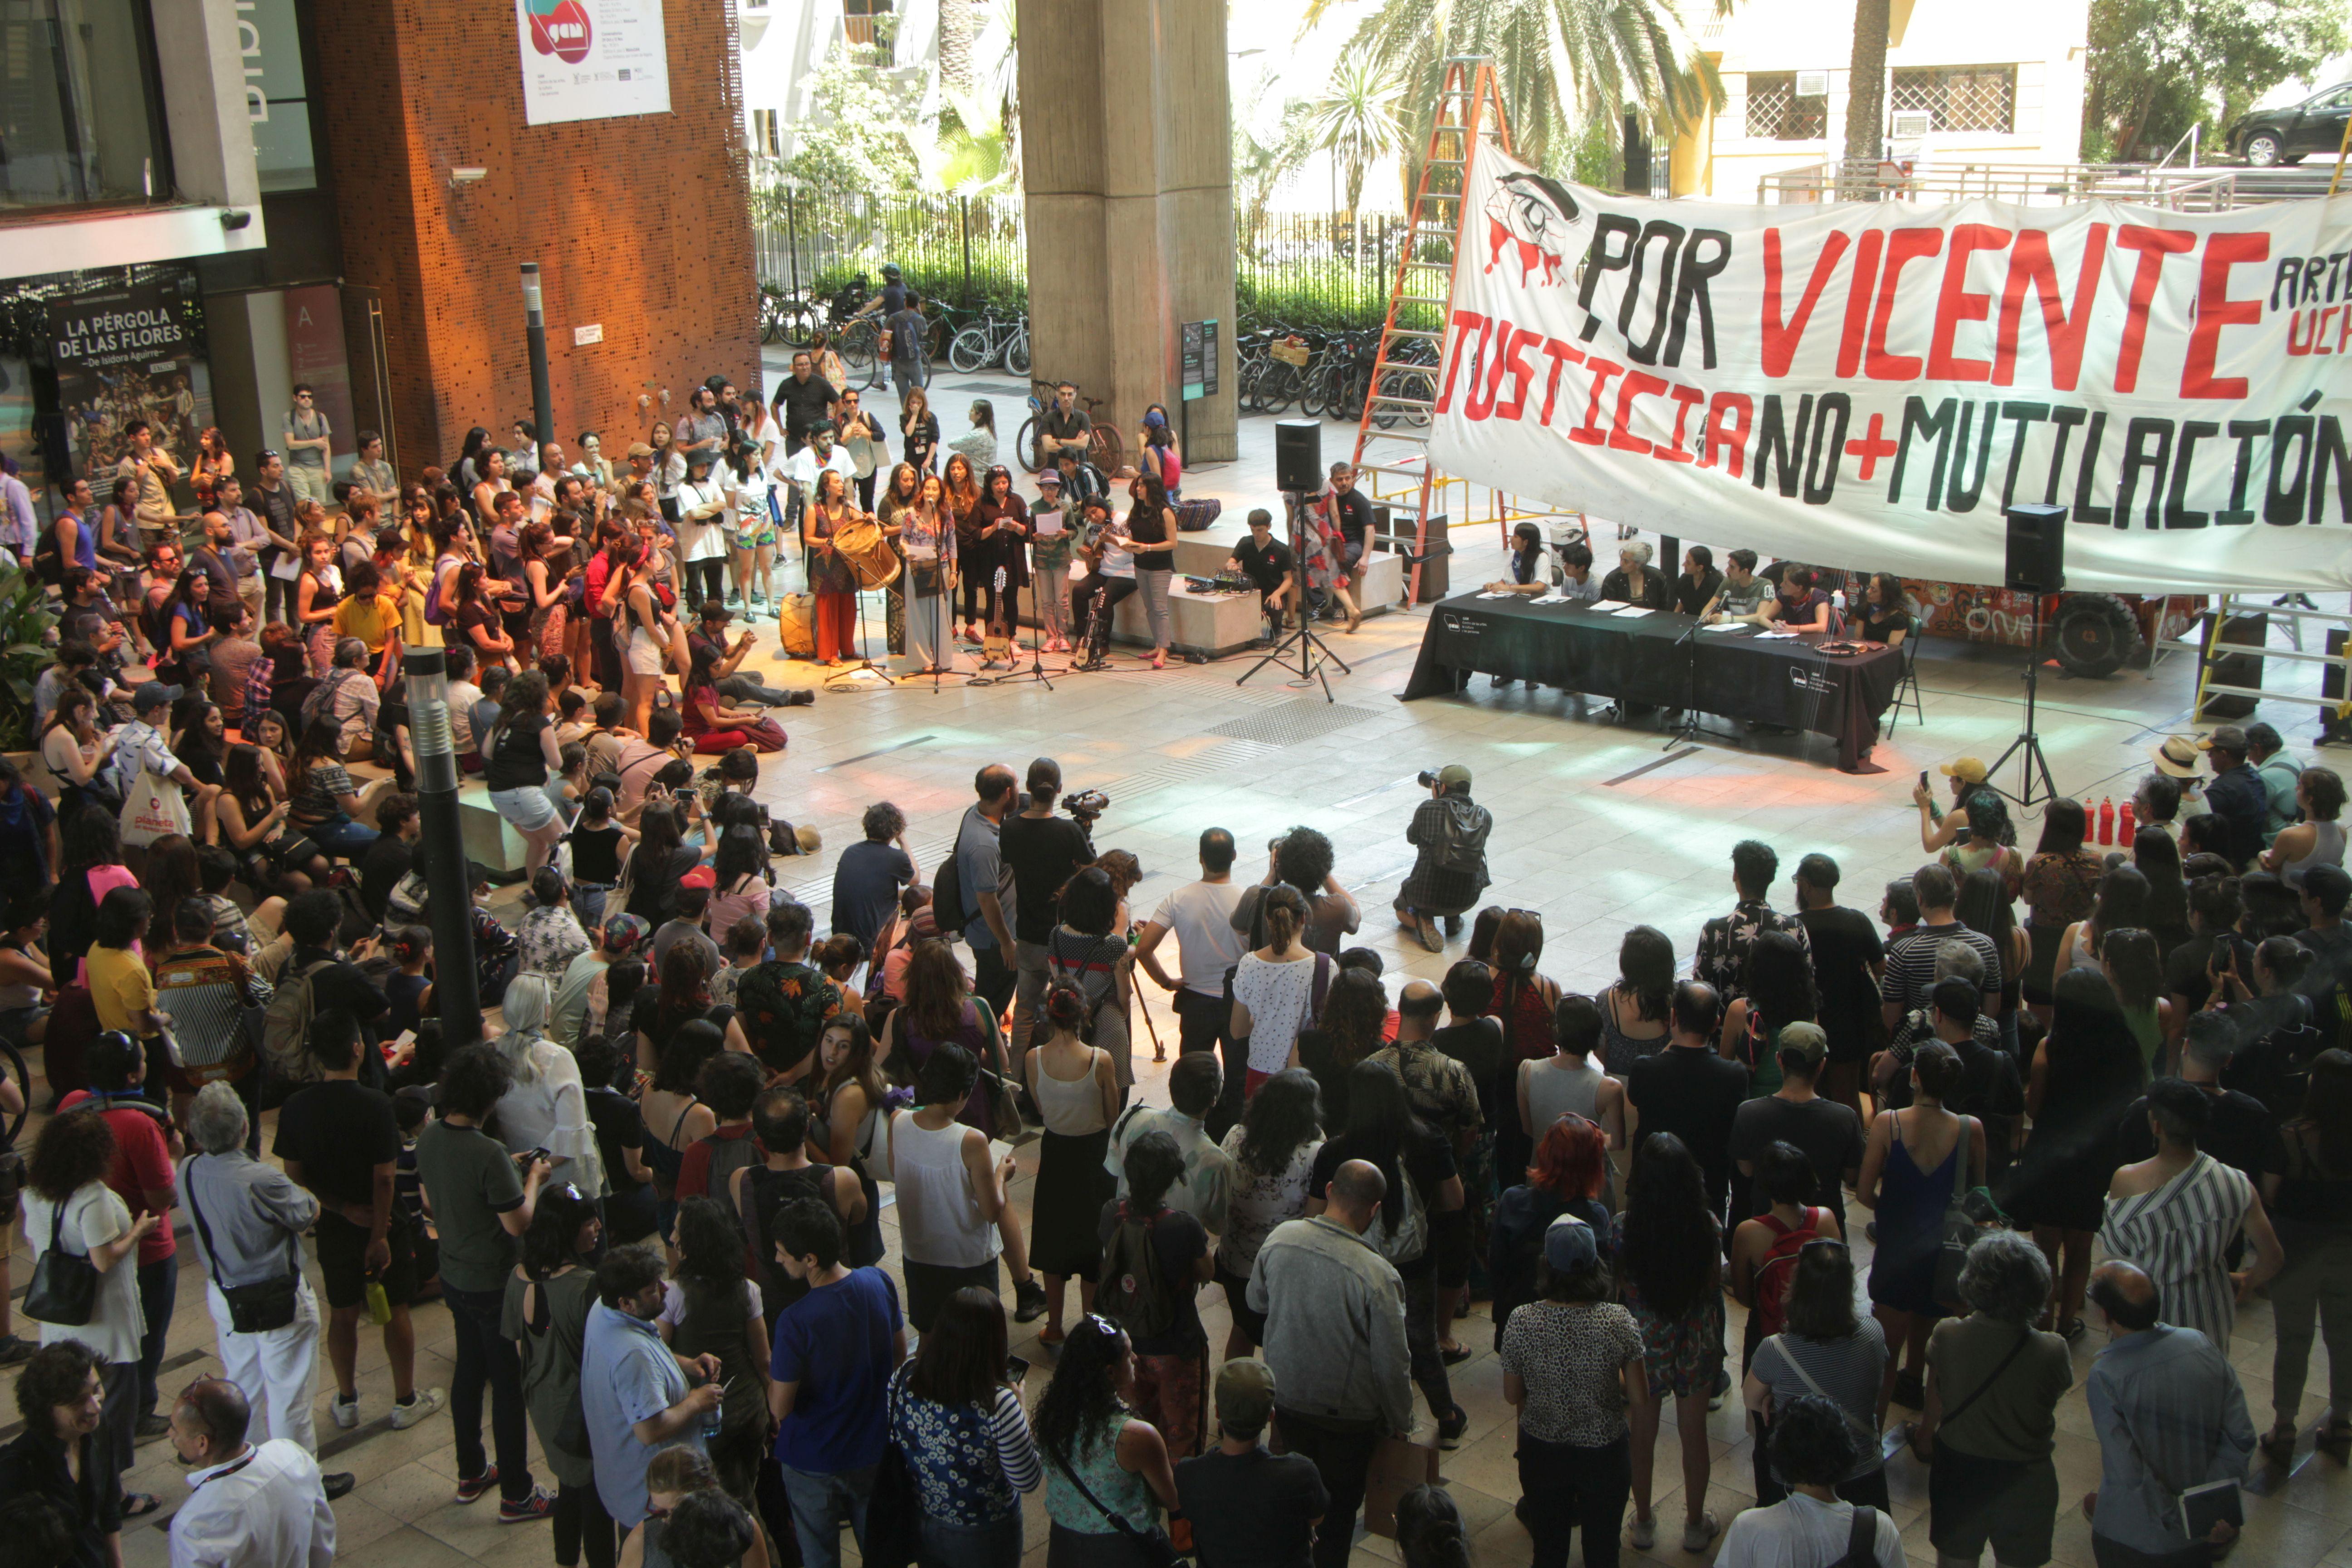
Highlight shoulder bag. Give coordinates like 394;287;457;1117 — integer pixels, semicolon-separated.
1908;1326;2033;1462
24;1197;100;1327
1044;1438;1180;1568
1761;1333;1877;1450
1927;1113;1984;1310
186;1155;302;1333
1834;1505;1882;1568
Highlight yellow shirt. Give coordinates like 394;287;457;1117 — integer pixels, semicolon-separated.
86;944;156;1035
333;592;397;653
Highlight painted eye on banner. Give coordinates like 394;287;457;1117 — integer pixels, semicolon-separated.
1483;173;1584;289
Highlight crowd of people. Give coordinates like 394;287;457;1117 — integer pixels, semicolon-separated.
0;363;2345;1568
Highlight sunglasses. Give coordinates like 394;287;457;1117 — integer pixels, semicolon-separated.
256;449;279;461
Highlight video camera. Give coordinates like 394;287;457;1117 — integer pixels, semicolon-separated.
1064;789;1110;824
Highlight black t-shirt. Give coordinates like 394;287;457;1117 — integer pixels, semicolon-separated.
585;1086;647;1197
885;309;926;369
1626;1046;1749;1209
2164;931;2256;1014
1673;568;1724;616
1947;1035;2027;1177
293;946;390;1042
0;785;55;888
359;833;415;921
1094;1200;1208;1354
1329;486;1374;548
1433;1017;1509;1137
1728;1094;1866;1224
999;812;1094;945
831;839;915;950
1862;607;1914;645
1233;536;1296;593
273;1079;401;1210
566;822;627;884
1176;1447;1329;1568
1798;905;1886;1062
773;374;841;437
2116;1085;2272;1185
484;712;551;791
1308;1127;1456;1278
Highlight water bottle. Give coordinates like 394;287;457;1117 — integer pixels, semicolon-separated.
365;1279;392;1328
2119;799;2136;846
700;1384;722;1440
2096;796;2115;846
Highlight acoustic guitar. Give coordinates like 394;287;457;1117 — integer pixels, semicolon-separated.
984;564;1011;664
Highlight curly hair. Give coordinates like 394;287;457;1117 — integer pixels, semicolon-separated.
29;1108;118;1203
662;1488;758;1568
1031;1315;1131;1462
1317;967;1390;1078
520;1183;599;1280
1273;827;1335;893
1237;1068;1323;1178
15;1340;99;1428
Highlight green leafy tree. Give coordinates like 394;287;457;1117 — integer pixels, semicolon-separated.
2085;0;2345;157
1235;94;1314;250
1305;56;1405;212
778;49;921;199
1304;0;1724;192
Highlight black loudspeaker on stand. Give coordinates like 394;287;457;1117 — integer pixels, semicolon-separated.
1274;420;1324;493
1989;503;2066;807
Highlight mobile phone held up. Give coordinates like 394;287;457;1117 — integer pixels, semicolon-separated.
1005;1355;1030;1386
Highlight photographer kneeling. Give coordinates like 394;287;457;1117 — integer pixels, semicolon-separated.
1394;764;1493;955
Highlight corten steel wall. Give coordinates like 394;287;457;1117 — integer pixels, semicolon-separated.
311;0;759;467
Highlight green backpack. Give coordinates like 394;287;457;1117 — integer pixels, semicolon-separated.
1094;1203;1178;1343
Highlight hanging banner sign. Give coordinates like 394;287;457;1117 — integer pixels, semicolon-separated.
1428;142;2352;595
48;276;211;485
516;0;671;127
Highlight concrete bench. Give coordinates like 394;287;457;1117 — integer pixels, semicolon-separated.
1167;538;1406;615
347;758;534;878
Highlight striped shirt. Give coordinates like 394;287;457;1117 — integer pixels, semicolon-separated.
1752;1322;1889;1480
2085;1326;2256;1555
2099;1152;2256;1347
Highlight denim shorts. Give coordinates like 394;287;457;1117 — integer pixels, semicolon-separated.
489;784;559;832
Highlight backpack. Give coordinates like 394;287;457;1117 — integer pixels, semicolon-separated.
260;958;338;1099
1095;1202;1180;1343
931;812;970;939
1431;799;1494;877
1749;1206;1827;1339
1362;1159;1429;1265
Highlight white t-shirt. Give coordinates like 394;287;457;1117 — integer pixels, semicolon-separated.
1715;1492;1903;1568
659;1277;764;1327
1232;951;1318;1075
1150;879;1249;998
22;1183;144;1365
674;479;731;563
780;446;855;509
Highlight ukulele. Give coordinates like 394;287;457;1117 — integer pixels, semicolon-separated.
984;564;1011;664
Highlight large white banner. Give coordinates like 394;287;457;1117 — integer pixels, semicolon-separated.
1429;144;2352;594
516;0;671;127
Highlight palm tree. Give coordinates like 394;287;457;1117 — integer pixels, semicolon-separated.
1309;0;1723;191
1306;57;1405;213
937;0;975;97
1843;0;1890;175
1235;95;1313;252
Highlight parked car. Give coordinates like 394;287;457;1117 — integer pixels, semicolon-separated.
2229;83;2352;167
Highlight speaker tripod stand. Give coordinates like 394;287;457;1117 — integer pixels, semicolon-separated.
1988;647;2059;808
1237;491;1351;703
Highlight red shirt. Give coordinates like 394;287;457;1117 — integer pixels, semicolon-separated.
56;1089;177;1265
584;551;615;621
675;1121;762;1202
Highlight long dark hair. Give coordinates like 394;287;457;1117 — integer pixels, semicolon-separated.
1741;930;1817;1030
907;1287;1009;1407
2087;865;2152;955
29;1108;116;1203
1617;925;1676;1021
2293;1050;2352;1176
1620;1132;1719;1318
672;1196;747;1310
1031;1314;1129;1460
1954;867;2015;946
2132;827;2188;935
521;1183;598;1279
629;802;684;882
1336;1060;1426;1229
1238;1068;1322;1177
2036;798;2088;857
2045;968;2148;1102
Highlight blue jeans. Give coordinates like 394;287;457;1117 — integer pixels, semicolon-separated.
445;1283;533;1502
891;361;927;397
571;884;612;931
778;1461;877;1568
310;813;380;858
136;1254;177;1417
919;1510;1024;1568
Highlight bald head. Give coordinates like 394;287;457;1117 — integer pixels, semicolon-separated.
1397;980;1443;1041
2088;1260;2160;1333
975;765;1016;811
1328;1159;1387;1231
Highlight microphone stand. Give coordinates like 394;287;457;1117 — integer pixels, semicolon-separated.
1661;614;1707;750
1236;490;1352;703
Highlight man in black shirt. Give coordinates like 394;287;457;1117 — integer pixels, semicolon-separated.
1176;1358;1328;1568
280;890;391;1082
2165;875;2253;1021
1627;981;1749;1217
358;791;420;923
1729;1023;1866;1235
1791;853;1884;1112
1672;544;1723;617
1921;979;2024;1174
274;1009;440;1434
1226;509;1296;646
1001;757;1095;1072
768;350;840;452
1037;382;1093;462
687;602;808;707
2117;1011;2271;1181
884;294;928;398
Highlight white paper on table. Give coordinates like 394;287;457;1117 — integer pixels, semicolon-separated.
1699;622;1752;633
1612;605;1657;618
1593;599;1632;611
1757;630;1800;639
1475;591;1514;599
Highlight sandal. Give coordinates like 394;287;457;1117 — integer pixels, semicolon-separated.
122;1494;163;1519
2321;1420;2352;1456
2262;1426;2299;1466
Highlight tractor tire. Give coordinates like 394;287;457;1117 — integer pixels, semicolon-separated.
2051;592;2143;679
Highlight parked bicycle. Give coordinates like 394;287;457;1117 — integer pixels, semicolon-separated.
948;306;1033;375
1018;381;1123;473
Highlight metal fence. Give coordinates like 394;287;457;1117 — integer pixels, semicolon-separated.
748;162;1417;331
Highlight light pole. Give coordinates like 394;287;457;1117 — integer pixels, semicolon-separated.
520;262;554;457
402;647;482;1046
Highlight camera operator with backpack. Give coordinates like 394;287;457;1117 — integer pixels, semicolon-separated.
1393;765;1492;956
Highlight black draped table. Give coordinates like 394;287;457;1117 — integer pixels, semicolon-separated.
1400;593;1904;773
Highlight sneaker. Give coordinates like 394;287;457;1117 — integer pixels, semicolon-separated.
1681;1512;1721;1553
134;1414;173;1444
499;1489;558;1524
329;1393;359;1431
0;1333;34;1367
1013;1276;1049;1323
1436;1405;1469;1449
388;1388;446;1430
455;1466;501;1504
323;1474;358;1502
1630;1514;1658;1550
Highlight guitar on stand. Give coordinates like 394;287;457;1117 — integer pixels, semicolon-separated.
1070;514;1116;673
983;566;1011;669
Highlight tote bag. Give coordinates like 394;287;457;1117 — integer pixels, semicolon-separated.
118;765;192;848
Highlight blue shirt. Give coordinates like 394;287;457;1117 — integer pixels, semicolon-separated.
771;1267;902;1474
581;1299;702;1527
953;805;1008;952
2086;1324;2254;1555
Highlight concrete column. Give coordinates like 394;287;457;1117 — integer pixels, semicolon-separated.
1017;0;1238;462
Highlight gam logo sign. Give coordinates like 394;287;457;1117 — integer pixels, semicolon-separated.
527;0;593;64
